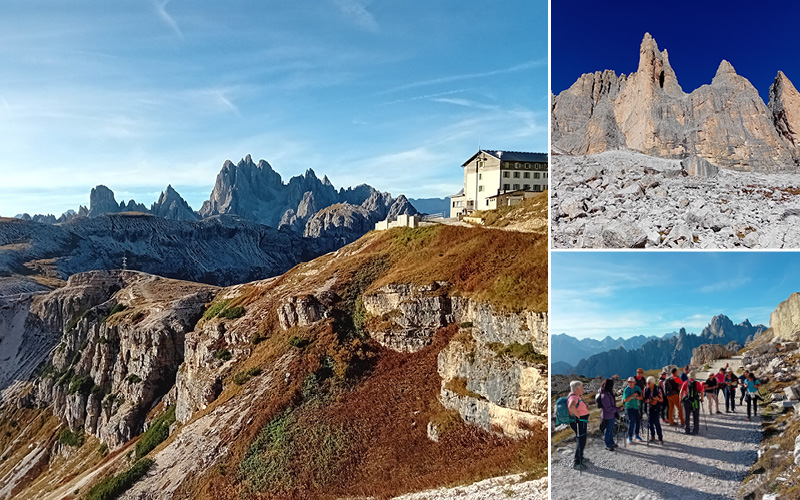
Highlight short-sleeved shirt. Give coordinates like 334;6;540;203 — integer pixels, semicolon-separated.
706;378;718;391
567;393;590;417
681;372;689;382
623;385;641;410
745;379;761;393
716;372;726;384
681;380;703;399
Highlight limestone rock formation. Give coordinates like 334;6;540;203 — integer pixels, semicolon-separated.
769;292;800;342
150;185;200;221
552;33;800;172
690;344;733;366
88;185;123;217
681;155;719;177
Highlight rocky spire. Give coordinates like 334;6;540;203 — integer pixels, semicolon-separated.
769;70;800;148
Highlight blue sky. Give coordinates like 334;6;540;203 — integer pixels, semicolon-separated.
552;252;800;340
0;0;547;217
552;0;800;102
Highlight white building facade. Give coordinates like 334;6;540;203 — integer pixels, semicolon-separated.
450;150;548;218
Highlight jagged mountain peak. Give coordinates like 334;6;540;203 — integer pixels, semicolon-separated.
715;59;737;78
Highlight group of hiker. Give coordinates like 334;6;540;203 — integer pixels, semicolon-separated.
557;364;764;471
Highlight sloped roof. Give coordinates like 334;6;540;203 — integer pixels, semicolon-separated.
462;149;548;167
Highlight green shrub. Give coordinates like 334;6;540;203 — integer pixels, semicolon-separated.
84;458;154;500
233;367;262;385
109;303;127;316
460;321;474;328
56;368;75;386
487;342;547;365
40;363;55;378
98;443;109;457
68;374;94;395
59;428;85;447
126;374;142;384
214;349;232;361
203;300;230;320
70;351;81;366
135;406;176;459
219;306;245;319
289;337;309;349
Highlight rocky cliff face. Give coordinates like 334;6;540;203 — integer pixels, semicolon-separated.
769;292;800;342
28;271;215;448
552;33;800;172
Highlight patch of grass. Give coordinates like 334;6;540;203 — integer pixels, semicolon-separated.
135;406;176;459
84;458;154;500
203;299;245;320
460;321;473;328
68;374;94;395
289;336;310;349
59;428;85;447
487;342;547;365
98;443;109;457
70;351;81;366
215;349;232;361
444;376;486;401
40;363;55;378
233;367;263;386
126;374;142;384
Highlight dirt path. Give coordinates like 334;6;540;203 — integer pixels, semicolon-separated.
551;356;761;500
392;473;547;500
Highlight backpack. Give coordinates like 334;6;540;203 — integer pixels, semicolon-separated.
554;396;575;426
664;377;678;396
685;381;700;408
595;391;603;409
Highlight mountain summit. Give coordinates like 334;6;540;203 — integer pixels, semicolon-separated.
552;33;800;172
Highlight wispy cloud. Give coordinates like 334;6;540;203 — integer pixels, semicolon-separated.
431;97;499;110
700;276;752;293
331;0;379;33
154;0;183;39
381;60;545;94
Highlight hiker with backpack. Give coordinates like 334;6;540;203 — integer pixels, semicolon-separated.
566;380;591;469
598;378;620;451
724;369;738;413
739;369;750;405
634;368;647;433
665;367;684;426
622;377;643;443
658;371;669;423
643;376;664;443
705;373;720;415
680;371;704;435
744;372;762;421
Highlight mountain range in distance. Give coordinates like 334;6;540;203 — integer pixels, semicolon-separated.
552;331;678;366
554;314;767;377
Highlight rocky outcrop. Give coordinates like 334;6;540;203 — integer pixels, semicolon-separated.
769;71;800;150
552;33;800;172
21;271;215;448
681;155;719;177
769;292;800;341
690;344;734;366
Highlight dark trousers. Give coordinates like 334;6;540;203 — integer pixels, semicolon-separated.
648;407;663;440
570;419;588;465
725;387;736;411
746;393;760;418
626;408;640;439
683;400;699;434
660;400;668;421
740;386;747;405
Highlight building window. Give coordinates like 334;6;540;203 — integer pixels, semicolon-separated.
533;172;540;179
525;163;530;169
513;184;520;190
503;184;510;190
486;200;489;206
544;172;548;178
524;184;530;190
478;185;484;192
524;172;530;179
515;162;521;168
478;173;482;180
503;171;509;178
513;172;520;178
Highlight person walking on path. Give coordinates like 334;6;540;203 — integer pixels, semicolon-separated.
567;380;591;469
705;373;720;415
658;371;669;423
643;376;664;443
744;372;762;421
623;377;643;443
665;367;684;426
634;368;647;435
739;370;750;405
598;378;620;451
724;369;738;413
680;371;704;435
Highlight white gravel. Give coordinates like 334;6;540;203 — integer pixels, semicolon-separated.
552;356;761;500
392;473;548;500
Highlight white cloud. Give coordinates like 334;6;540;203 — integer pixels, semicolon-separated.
331;0;379;33
381;60;545;94
699;276;752;293
154;0;183;39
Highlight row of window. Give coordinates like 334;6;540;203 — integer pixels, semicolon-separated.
502;184;544;192
502;171;546;179
502;161;547;170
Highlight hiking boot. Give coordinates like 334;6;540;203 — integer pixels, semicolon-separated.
606;446;616;451
745;417;750;421
635;435;643;442
716;411;722;414
658;439;664;444
627;438;633;444
573;463;586;471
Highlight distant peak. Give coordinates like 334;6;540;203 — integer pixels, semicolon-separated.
715;59;737;78
305;168;317;179
244;154;253;163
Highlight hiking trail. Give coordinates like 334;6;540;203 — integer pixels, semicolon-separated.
552;356;762;500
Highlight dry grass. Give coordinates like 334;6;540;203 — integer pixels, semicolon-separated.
469;191;548;231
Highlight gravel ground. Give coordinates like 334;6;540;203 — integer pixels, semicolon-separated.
552;357;761;500
551;150;800;249
391;474;548;500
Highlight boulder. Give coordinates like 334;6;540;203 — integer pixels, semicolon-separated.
681;155;720;177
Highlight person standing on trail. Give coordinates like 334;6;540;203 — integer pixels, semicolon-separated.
599;378;620;451
567;380;591;470
643;376;664;443
739;369;750;405
623;377;643;443
705;373;720;415
715;367;727;414
724;369;738;413
665;367;684;426
744;372;762;421
680;371;703;435
659;371;669;423
681;365;690;382
634;368;647;433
